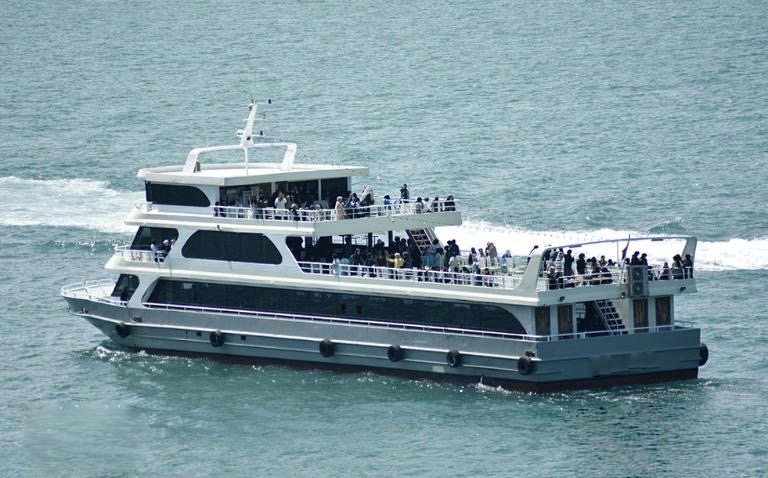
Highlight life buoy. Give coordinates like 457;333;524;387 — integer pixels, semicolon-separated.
698;343;709;366
387;345;404;362
209;330;225;347
517;355;535;375
446;349;462;368
319;339;335;358
115;322;131;338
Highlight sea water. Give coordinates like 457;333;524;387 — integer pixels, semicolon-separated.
1;0;766;476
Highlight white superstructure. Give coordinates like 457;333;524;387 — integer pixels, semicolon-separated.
61;100;708;392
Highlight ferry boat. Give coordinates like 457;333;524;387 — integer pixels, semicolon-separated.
61;100;708;392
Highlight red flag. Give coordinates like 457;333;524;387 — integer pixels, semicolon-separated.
621;235;630;261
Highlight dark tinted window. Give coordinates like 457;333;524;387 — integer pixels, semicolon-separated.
147;280;525;334
146;182;210;207
130;226;179;250
182;231;282;264
111;274;139;301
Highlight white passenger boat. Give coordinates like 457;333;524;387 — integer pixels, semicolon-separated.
61;100;708;392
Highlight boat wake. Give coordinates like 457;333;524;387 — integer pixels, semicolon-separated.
0;176;142;234
3;176;766;271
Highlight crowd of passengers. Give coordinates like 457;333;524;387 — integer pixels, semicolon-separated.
303;237;512;287
541;247;695;290
212;183;455;220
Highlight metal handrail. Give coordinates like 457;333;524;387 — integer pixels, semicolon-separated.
140;198;459;222
297;260;524;290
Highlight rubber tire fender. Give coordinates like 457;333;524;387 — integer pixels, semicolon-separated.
387;345;404;362
209;330;225;347
319;339;336;358
517;355;535;375
115;322;131;338
698;343;709;367
446;349;462;368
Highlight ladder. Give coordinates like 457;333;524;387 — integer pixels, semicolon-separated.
406;228;440;253
595;299;626;334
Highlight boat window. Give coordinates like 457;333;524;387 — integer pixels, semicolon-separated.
320;177;349;208
633;299;649;331
110;274;139;301
145;182;210;207
130;226;179;250
220;183;272;207
535;307;551;335
286;179;320;207
655;297;672;327
146;280;526;334
182;230;282;264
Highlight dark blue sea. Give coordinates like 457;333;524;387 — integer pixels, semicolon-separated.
2;1;767;476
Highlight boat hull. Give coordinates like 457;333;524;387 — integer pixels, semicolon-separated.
65;296;703;393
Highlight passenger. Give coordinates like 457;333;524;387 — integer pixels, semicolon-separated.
388;252;405;269
468;247;477;266
431;196;440;212
383;194;392;211
482;267;493;287
150;240;160;262
274;191;287;210
408;240;423;269
364;252;376;277
400;184;410;202
576;253;587;276
547;266;560;290
424;239;437;268
683;254;694;278
672;254;684;279
486;242;497;267
414;197;423;213
347;192;360;219
563;249;574;278
161;239;171;260
444;195;455;211
659;262;670;280
433;247;444;271
630;251;642;266
334;196;346;220
600;266;613;284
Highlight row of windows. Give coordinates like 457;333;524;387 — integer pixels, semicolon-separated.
145;177;350;209
146;279;526;334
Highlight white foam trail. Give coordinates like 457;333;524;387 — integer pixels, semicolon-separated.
0;176;141;234
2;176;765;270
439;220;768;272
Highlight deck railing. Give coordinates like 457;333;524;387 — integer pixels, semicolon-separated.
141;198;458;223
297;260;525;290
62;282;697;342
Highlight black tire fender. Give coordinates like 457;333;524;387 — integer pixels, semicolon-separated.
698;343;709;367
387;345;404;362
517;355;535;375
115;322;131;338
319;339;335;358
209;330;225;347
446;349;462;368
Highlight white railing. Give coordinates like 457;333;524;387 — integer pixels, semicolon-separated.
297;260;524;290
142;198;459;223
114;245;167;263
142;301;533;341
60;279;121;304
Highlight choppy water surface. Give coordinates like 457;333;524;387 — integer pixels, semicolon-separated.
1;0;767;476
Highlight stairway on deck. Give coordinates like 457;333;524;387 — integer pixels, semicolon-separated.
407;228;439;253
596;299;626;334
